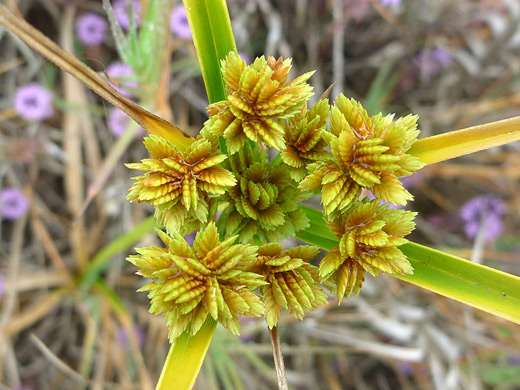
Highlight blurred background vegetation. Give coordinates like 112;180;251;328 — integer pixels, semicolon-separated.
1;0;520;389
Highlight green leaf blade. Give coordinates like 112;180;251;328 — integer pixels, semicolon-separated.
296;207;520;325
409;116;520;165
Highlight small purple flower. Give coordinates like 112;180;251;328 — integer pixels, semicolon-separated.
507;355;520;365
460;195;505;242
107;108;143;137
1;187;29;220
113;0;141;30
169;5;192;39
76;13;107;46
414;47;452;81
14;83;54;121
380;0;401;6
106;62;137;97
118;325;145;348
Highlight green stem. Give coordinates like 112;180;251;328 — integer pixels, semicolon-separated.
183;0;237;104
156;318;218;390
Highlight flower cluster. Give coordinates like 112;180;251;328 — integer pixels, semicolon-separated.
205;52;314;153
218;143;309;244
280;99;330;181
300;94;424;216
127;53;423;340
129;223;265;340
253;243;327;328
320;199;416;299
127;134;235;235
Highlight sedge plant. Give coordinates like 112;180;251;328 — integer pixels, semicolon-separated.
2;1;520;389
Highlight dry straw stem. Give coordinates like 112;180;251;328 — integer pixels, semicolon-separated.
0;5;194;150
61;5;88;269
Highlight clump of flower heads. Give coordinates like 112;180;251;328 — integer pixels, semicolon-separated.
300;94;424;216
127;52;423;342
205;52;314;153
127;134;235;235
280;99;330;181
252;243;327;328
128;223;265;340
218;143;309;244
320;199;416;299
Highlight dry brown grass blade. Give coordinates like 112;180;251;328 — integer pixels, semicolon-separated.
30;333;86;384
31;217;75;288
61;5;89;270
0;5;194;150
1;290;65;338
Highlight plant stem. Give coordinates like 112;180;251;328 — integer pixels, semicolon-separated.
269;325;289;390
156;317;217;390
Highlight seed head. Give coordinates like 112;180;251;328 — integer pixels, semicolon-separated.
218;143;309;243
128;223;266;341
206;52;314;154
253;243;327;328
300;95;423;215
127;135;236;234
280;99;330;181
320;199;416;300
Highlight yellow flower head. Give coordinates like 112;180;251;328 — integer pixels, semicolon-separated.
254;243;327;328
280;99;330;181
206;52;314;154
127;135;236;234
320;199;416;300
300;95;424;215
128;223;266;341
218;143;310;244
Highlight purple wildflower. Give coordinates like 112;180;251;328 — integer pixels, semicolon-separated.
460;195;505;242
117;325;145;348
107;108;144;137
14;83;54;121
1;187;29;220
76;13;107;46
106;62;137;97
414;47;452;81
508;355;520;365
169;5;192;39
113;0;141;30
380;0;401;6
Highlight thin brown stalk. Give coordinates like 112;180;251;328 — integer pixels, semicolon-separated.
61;5;89;270
269;325;289;390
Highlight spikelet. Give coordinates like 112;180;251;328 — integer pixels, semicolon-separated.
127;134;236;234
218;143;310;243
280;99;330;181
205;52;314;154
320;199;416;300
299;94;424;215
128;223;266;341
252;243;327;328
